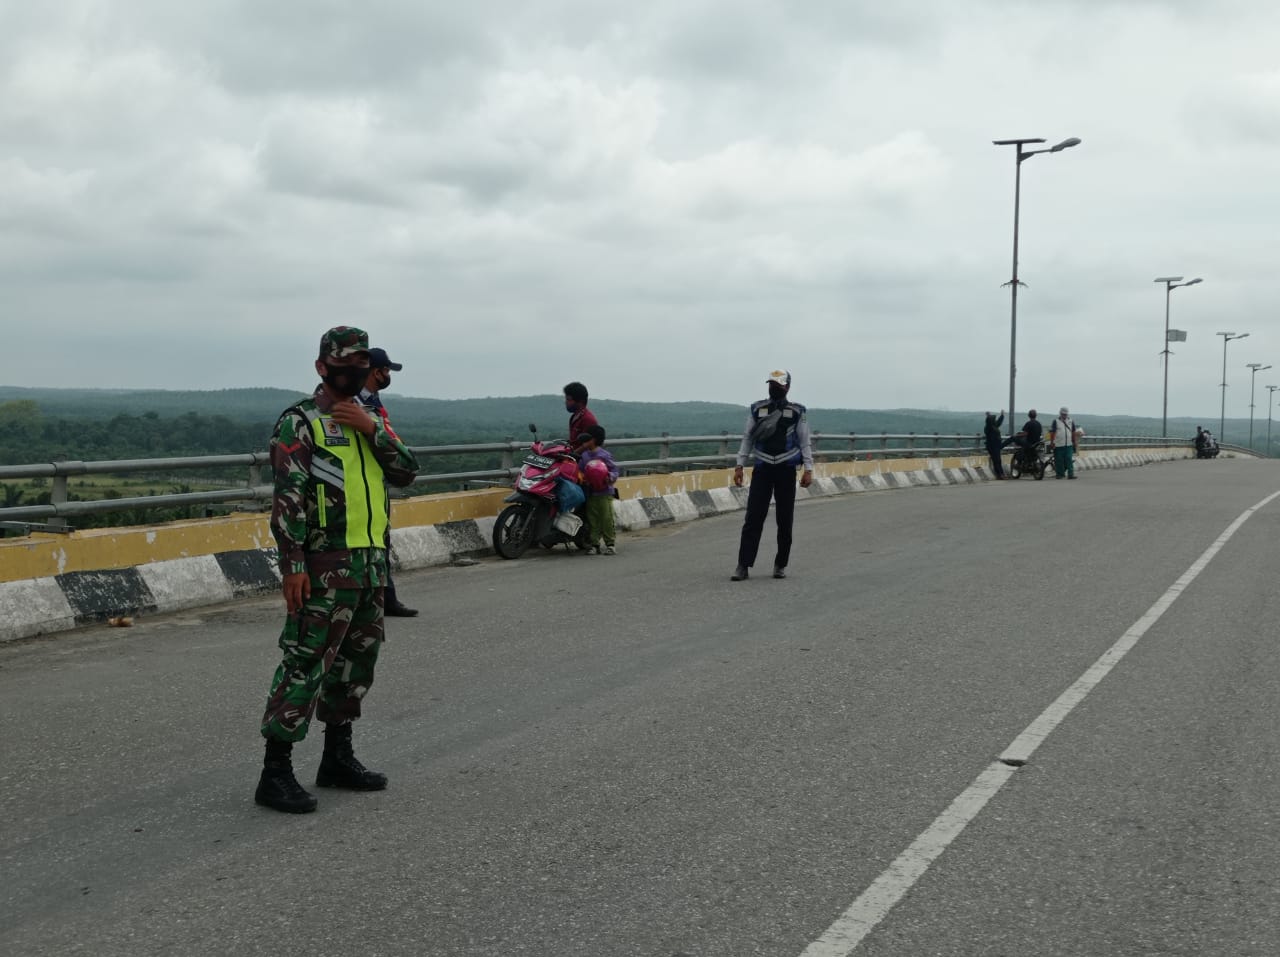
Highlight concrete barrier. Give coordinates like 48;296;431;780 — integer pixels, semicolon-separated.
0;448;1195;642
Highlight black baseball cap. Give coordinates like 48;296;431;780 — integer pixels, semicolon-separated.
368;347;402;371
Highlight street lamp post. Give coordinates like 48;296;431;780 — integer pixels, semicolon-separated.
1247;362;1272;449
1154;276;1201;437
1267;384;1279;457
993;136;1081;430
1218;332;1249;440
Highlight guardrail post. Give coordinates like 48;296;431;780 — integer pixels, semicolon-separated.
879;432;888;459
660;432;670;462
501;437;514;471
249;451;268;492
908;432;916;455
848;432;857;461
49;474;68;528
933;432;941;452
719;430;729;457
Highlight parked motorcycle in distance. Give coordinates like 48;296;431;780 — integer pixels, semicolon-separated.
492;423;590;559
1007;439;1050;480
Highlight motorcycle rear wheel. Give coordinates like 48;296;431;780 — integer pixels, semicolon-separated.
1008;458;1023;479
493;504;534;559
1033;459;1046;480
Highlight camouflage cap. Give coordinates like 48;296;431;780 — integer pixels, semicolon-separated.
318;326;370;360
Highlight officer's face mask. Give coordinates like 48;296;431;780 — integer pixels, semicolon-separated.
374;370;391;392
322;363;367;397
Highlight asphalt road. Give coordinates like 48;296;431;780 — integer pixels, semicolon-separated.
2;459;1278;957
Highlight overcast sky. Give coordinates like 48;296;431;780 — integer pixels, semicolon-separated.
4;1;1277;419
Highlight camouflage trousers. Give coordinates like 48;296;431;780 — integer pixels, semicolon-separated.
260;586;384;743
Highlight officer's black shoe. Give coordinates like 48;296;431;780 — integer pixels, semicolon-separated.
773;566;787;579
385;600;419;617
316;723;388;791
730;565;749;581
256;739;318;814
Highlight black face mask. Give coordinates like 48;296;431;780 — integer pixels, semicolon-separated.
322;364;367;397
373;371;391;392
768;383;788;402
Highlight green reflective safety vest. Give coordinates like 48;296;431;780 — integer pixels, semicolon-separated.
301;406;389;550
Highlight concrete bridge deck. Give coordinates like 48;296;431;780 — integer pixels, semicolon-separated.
1;456;1276;956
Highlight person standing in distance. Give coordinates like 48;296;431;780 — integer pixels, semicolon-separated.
1008;409;1043;453
1048;406;1079;479
983;411;1007;480
564;381;598;452
577;424;620;555
255;326;420;814
731;370;814;581
360;346;417;618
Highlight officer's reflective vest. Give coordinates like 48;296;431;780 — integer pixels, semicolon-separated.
300;406;389;549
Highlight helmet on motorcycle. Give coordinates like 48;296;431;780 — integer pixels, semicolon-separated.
583;458;611;492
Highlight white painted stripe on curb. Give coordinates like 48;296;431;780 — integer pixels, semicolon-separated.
708;487;740;513
614;498;651;530
392;525;455;571
664;493;700;523
0;578;76;641
800;487;1280;957
138;555;234;611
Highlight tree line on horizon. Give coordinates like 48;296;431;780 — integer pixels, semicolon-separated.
0;386;1230;455
0;390;1250;535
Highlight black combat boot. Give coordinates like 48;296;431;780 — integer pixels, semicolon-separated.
315;722;388;791
255;737;318;814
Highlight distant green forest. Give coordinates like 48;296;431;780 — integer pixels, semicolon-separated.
0;387;1249;532
0;385;1226;469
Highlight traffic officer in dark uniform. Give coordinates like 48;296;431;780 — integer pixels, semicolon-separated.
361;347;417;617
730;369;814;581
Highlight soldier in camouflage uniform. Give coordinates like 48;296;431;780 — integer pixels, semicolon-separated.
255;325;420;814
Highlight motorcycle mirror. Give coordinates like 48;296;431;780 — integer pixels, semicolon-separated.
528;423;537;434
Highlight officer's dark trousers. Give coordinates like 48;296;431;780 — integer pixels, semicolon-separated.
384;532;401;607
985;441;1006;478
737;462;798;570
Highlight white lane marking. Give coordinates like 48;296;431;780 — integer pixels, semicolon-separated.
801;489;1280;957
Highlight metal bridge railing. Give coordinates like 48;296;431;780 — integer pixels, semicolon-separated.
0;432;1201;530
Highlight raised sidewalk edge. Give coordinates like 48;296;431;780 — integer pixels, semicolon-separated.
0;450;1191;642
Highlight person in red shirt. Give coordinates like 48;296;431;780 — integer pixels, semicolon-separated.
564;381;598;452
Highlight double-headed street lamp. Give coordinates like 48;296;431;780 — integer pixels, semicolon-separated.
1218;332;1249;440
1154;276;1201;437
993;136;1082;428
1267;384;1279;457
1247;362;1272;449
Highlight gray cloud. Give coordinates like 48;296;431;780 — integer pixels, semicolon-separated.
2;0;1278;420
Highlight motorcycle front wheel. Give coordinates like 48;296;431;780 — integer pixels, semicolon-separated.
1008;458;1023;479
493;504;535;559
